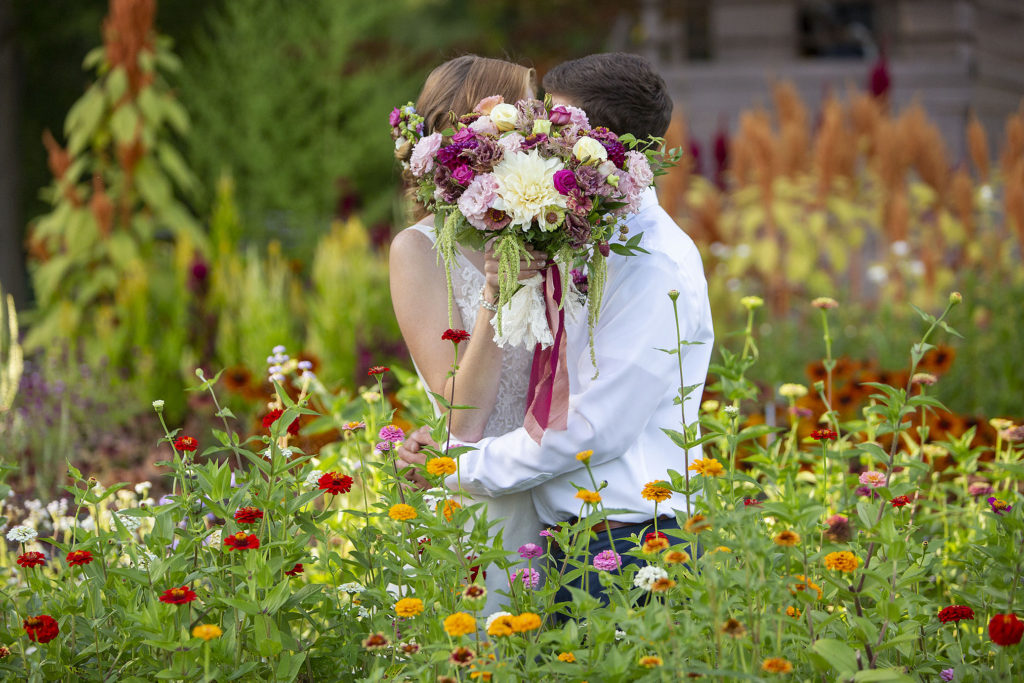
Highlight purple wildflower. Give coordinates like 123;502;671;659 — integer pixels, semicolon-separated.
940;669;954;682
987;497;1012;516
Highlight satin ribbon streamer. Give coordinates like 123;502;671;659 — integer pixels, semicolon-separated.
524;264;570;443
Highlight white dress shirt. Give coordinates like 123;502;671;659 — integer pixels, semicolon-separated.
445;188;714;525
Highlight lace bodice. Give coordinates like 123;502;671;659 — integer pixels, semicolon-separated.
405;223;532;438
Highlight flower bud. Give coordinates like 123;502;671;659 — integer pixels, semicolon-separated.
949;291;962;305
667;289;679;301
152;400;165;412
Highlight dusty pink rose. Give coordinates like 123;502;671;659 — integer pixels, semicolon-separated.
469;116;499;136
549;106;572;126
409;132;442;177
457;173;500;229
474;95;504;115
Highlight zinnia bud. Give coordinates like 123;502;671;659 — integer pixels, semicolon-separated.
949;291;962;305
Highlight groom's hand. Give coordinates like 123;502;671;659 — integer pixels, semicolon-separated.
396;425;435;490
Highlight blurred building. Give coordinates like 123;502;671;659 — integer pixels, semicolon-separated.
630;0;1024;160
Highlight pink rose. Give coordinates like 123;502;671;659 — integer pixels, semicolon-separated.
409;132;442;177
549;106;572;126
457;173;499;229
474;95;504;115
469;116;498;136
552;169;578;196
564;105;589;128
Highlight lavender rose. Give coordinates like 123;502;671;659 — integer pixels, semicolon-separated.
552;169;578;196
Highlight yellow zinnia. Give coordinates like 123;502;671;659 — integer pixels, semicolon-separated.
773;530;801;547
824;550;860;573
665;550;690;564
426;457;457;476
437;498;462;521
639;655;663;668
557;652;576;663
683;513;711;534
641;481;672;502
575;489;601;505
443;612;476;637
511;612;541;633
192;624;222;641
388;503;417;521
575;450;593;462
487;614;515;637
689;457;724;477
395;597;423;617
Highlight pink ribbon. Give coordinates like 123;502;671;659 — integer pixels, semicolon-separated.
524;264;570;443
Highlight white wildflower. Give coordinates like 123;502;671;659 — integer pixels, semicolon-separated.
357;605;370;619
724;405;740;416
304;469;323;487
339;582;366;594
485;611;512;630
633;565;669;591
134;482;152;496
6;525;37;543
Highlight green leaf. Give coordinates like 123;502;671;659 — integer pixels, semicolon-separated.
812;638;858;674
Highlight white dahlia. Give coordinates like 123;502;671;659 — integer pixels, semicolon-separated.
491;149;566;229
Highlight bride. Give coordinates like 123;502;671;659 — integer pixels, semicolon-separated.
389;55;547;613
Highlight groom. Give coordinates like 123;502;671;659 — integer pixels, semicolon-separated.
397;52;714;603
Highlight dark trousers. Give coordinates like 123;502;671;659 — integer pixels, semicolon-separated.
549;514;698;619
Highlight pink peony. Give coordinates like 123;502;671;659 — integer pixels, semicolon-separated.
474;95;504;115
409;132;442;177
457;173;500;229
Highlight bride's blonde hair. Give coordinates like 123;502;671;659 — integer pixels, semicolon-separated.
397;55;535;219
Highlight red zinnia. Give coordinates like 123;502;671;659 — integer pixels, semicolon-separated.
317;471;353;495
23;614;59;643
233;507;265;524
645;531;668;543
891;495;912;508
223;532;260;551
989;613;1024;646
743;497;761;506
441;329;471;344
367;366;389;376
174;436;198;452
158;586;198;605
938;605;975;623
16;551;46;568
811;428;837;441
66;550;94;567
262;409;300;436
284;563;304;577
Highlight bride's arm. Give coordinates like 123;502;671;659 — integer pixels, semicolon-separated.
389;228;505;442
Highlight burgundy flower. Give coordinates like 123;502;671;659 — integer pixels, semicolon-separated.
223;532;260;551
318;471;354;495
233;507;264;524
938;605;975;623
23;615;59;643
158;586;198;605
367;366;389;376
442;329;471;344
66;550;94;567
553;169;578;196
601;139;627;167
16;552;46;568
174;436;198;452
549;106;572;126
989;613;1024;646
284;563;304;577
811;428;837;441
890;495;912;508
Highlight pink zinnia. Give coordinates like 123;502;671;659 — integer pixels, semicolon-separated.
539;529;554;538
378;425;405;443
593;549;622;571
510;567;540;589
518;543;543;559
859;471;886;488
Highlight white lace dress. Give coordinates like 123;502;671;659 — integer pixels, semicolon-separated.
404;223;543;614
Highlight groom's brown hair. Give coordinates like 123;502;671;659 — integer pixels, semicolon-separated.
542;53;672;140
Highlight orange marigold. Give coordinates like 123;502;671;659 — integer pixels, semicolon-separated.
575;489;601;505
395;597;423;617
824;550;860;573
443;612;476;637
641;481;673;502
665;550;690;564
688;457;724;477
761;657;794;674
389;503;417;521
426;457;457;476
786;606;801;618
639;655;663;668
511;612;541;633
790;574;823;600
684;514;711;533
437;499;462;521
557;652;576;663
486;614;515;637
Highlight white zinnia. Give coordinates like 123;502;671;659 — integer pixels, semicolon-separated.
633;565;669;591
485;611;512;630
339;582;366;594
6;525;37;543
491;149;567;229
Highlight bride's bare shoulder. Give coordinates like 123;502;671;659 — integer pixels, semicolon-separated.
390;224;443;278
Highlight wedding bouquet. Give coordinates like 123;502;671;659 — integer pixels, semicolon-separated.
390;95;664;359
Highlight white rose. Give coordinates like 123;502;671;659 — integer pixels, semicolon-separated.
532;119;552;136
490;103;519;132
573;136;607;164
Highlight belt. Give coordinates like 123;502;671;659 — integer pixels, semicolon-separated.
567;514;672;537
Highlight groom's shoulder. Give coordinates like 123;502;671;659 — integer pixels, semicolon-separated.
633;206;705;276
